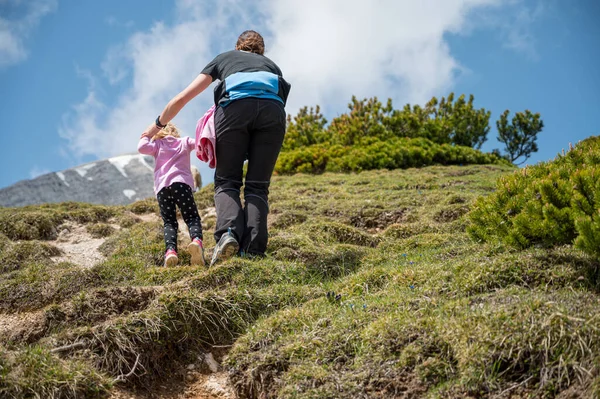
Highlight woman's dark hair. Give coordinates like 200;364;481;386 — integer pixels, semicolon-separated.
235;30;265;55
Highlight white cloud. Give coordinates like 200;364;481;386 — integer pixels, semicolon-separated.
265;0;505;112
61;0;523;166
101;45;130;85
0;0;57;68
60;0;256;161
501;1;546;58
0;20;26;66
470;0;547;59
61;20;212;160
30;165;50;179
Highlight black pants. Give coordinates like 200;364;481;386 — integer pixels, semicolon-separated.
214;98;286;255
157;182;203;252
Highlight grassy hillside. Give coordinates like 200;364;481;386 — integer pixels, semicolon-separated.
1;164;598;398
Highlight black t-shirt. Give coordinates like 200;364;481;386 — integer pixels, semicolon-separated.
201;50;283;82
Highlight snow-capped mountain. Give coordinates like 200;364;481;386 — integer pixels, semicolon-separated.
0;153;156;207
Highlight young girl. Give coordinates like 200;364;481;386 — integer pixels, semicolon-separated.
138;123;205;267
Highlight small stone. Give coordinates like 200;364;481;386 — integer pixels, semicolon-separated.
187;363;195;370
204;352;219;373
186;373;195;382
578;276;585;281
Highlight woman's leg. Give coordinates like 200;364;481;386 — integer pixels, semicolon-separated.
243;99;286;255
157;186;178;252
213;100;254;244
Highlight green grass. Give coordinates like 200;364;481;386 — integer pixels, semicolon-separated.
1;164;599;398
0;240;62;274
0;202;119;241
0;344;110;398
86;223;116;238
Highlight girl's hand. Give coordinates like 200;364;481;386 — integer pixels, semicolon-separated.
141;123;160;139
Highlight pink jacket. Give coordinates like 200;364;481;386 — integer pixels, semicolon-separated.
195;105;216;168
138;136;195;195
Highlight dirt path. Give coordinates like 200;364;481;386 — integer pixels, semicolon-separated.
137;213;161;224
111;374;232;399
184;373;233;399
50;221;112;267
49;213;160;268
43;211;234;398
110;353;233;399
47;207;215;269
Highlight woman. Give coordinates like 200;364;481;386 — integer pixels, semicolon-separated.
141;30;291;266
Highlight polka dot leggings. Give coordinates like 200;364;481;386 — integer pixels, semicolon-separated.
157;182;203;252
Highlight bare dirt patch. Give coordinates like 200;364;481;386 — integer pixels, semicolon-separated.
50;222;110;267
110;351;233;399
0;310;46;343
350;208;413;230
433;205;470;223
111;373;232;399
137;213;161;224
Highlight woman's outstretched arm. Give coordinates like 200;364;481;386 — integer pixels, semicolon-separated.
141;73;213;138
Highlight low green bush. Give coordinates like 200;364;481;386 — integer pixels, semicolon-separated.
276;137;507;175
468;136;600;259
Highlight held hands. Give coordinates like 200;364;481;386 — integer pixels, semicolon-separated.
141;122;161;139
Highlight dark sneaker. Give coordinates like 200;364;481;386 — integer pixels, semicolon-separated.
188;237;206;266
164;249;178;267
210;228;239;266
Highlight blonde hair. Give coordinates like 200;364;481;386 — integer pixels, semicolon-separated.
152;122;180;141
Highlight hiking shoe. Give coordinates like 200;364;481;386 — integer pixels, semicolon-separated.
210;228;239;266
164;249;178;267
188;237;206;266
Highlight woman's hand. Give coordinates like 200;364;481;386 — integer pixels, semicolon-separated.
141;122;161;139
140;73;212;139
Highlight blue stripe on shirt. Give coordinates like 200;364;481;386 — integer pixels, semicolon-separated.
222;71;283;106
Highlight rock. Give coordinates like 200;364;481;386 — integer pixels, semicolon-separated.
187;363;196;370
199;352;220;373
49;227;58;240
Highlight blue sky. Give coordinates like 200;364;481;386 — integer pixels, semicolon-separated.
0;0;598;189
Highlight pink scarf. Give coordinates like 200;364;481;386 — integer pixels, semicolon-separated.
195;105;217;168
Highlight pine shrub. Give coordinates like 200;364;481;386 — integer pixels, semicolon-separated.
275;137;506;175
468;136;600;258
